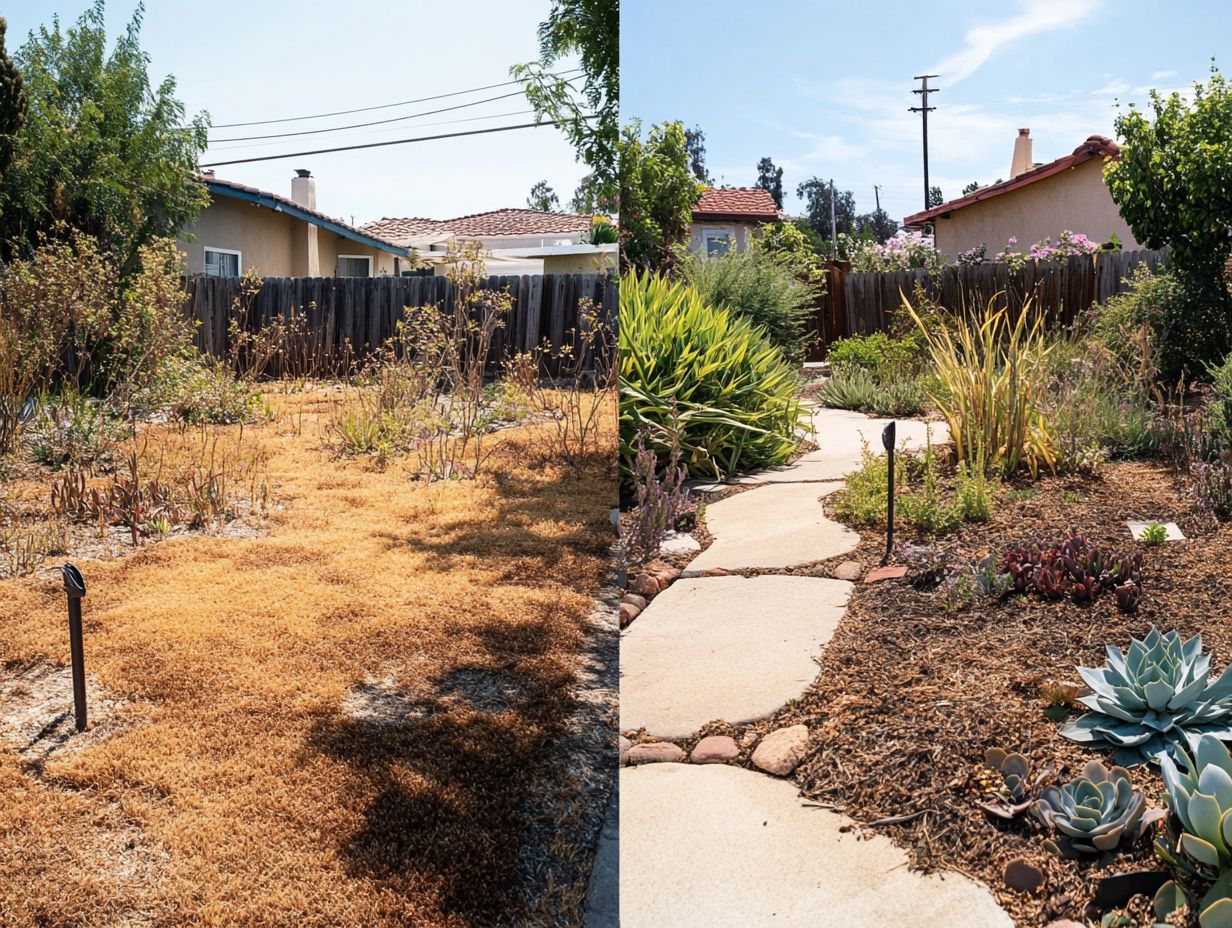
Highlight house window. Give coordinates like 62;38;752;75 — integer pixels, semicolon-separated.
336;255;373;277
204;247;241;277
702;228;735;257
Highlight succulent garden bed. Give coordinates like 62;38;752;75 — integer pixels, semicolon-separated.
767;460;1232;927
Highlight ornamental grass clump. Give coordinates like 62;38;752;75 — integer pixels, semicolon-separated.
1031;760;1157;857
1154;735;1232;927
905;294;1056;477
619;271;807;479
1060;629;1232;765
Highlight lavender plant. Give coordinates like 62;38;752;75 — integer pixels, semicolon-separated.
625;430;690;564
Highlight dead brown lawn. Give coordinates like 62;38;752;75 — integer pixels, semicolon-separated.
0;388;616;928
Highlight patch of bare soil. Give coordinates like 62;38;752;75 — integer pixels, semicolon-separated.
759;461;1230;927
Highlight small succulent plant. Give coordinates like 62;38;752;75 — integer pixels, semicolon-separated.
1115;581;1142;613
1141;522;1169;545
977;747;1044;819
1060;628;1232;765
1001;532;1143;611
1031;760;1156;857
1154;735;1232;927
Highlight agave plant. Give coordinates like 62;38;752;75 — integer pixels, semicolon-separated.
1060;629;1232;765
977;747;1044;819
1154;735;1232;927
1031;760;1156;856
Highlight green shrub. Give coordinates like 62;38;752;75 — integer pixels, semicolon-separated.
676;247;816;365
954;465;995;522
1094;265;1226;382
26;389;129;470
827;331;925;377
619;271;807;479
1207;349;1232;449
140;356;262;425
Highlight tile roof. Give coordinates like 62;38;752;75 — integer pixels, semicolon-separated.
692;186;781;221
202;175;410;254
903;135;1121;228
364;208;593;243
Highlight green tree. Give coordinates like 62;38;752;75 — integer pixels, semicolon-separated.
796;178;856;244
527;179;560;211
513;0;618;208
618;119;704;272
1106;65;1232;288
962;180;980;195
928;185;944;208
684;124;712;185
0;2;209;270
571;172;615;214
0;17;26;189
755;157;784;208
856;208;898;243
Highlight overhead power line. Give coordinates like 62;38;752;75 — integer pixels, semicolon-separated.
199;119;586;168
210;89;532;143
207;69;581;129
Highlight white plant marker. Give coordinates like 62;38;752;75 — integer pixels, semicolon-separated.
1127;521;1185;541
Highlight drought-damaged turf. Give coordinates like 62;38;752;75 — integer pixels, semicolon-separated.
0;388;617;928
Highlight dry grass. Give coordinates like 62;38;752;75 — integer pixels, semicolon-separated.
0;387;617;928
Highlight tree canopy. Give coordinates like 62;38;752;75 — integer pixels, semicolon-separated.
684;124;712;185
0;17;26;189
617;119;704;272
513;0;619;209
755;157;784;208
796;178;856;243
0;1;209;269
1106;64;1232;281
927;185;944;208
527;179;560;212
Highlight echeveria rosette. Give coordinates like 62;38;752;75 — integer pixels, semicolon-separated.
1030;760;1155;857
1155;735;1232;928
1060;628;1232;766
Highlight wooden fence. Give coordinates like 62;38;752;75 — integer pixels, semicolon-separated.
185;272;617;375
806;248;1169;360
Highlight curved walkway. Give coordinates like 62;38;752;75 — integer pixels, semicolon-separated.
615;409;1010;928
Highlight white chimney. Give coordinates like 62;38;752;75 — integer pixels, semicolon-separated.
291;168;316;208
1010;128;1033;178
290;169;320;276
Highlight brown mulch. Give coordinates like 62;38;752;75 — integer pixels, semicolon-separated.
756;460;1232;927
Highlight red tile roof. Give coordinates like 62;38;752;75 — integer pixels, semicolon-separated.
903;135;1120;228
692;186;781;221
363;208;593;243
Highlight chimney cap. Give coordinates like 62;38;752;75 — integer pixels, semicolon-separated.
1018;128;1030;136
294;168;312;178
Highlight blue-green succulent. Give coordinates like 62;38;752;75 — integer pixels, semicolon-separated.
1060;628;1232;765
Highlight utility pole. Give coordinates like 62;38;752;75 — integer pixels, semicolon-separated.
873;184;882;214
909;74;939;211
829;178;837;258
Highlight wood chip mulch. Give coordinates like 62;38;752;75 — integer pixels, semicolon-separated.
769;461;1232;927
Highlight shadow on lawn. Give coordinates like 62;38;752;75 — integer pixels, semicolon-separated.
305;613;579;923
376;471;615;588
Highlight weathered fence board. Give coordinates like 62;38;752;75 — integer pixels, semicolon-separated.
185;272;615;376
806;248;1169;359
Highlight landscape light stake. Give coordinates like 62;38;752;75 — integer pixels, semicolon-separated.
60;563;87;732
882;422;896;565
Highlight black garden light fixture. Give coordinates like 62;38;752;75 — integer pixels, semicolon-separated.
881;422;896;565
60;563;87;732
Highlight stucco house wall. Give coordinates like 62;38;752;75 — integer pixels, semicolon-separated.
930;159;1141;259
687;220;760;255
178;198;297;276
543;251;616;274
317;233;400;277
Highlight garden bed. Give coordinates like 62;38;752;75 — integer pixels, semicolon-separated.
761;460;1226;926
0;387;617;928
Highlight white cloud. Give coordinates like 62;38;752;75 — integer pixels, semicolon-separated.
1152;69;1177;79
931;0;1104;85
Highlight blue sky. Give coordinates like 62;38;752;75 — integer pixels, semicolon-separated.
621;0;1231;222
6;1;584;224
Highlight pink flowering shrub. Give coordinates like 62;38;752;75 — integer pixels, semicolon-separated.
961;231;1103;271
847;231;941;272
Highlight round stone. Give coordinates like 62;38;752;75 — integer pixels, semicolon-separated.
751;724;810;776
690;735;739;764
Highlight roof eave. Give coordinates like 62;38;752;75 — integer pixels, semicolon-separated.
208;182;412;256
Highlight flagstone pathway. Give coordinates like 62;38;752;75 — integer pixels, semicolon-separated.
614;408;1011;928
